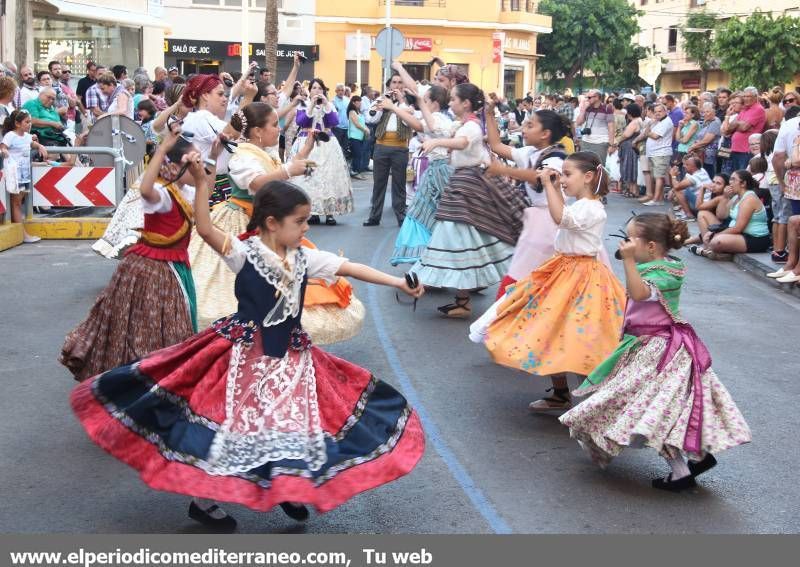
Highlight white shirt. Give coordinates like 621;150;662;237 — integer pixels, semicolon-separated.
421;111;454;161
511;146;565;207
2;131;33;183
141;182;196;215
554;198;607;256
182;109;231;174
774;116;800;155
222;236;347;283
449;121;488;168
686;168;711;192
15;85;39;108
646;116;674;157
227;151;279;194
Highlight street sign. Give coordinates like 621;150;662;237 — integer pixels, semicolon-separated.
375;27;405;61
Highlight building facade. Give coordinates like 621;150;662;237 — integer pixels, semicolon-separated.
1;0;167;74
315;0;551;98
634;0;800;95
161;0;318;80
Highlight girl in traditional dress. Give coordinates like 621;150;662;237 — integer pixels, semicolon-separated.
560;213;751;491
61;132;209;381
181;74;254;207
471;152;627;412
70;141;426;529
384;85;454;266
286;78;354;226
189;103;366;345
411;83;527;318
482;106;571;298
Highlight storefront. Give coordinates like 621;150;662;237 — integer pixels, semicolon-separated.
29;1;167;75
163;39;319;81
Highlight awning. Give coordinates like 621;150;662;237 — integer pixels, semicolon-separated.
36;0;170;30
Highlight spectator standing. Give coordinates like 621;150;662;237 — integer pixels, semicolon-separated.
663;94;684;154
1;109;48;242
765;87;784;130
639;103;673;205
84;65;109;121
50;62;78;131
676;105;700;168
782;91;798;113
97;73;133;120
729;86;766;171
364;73;413;227
76;62;98;108
347;96;370;179
771;109;800;265
331;83;351;156
14;66;39;108
688;102;722;179
617;102;642;198
715;88;731;121
575;88;616;165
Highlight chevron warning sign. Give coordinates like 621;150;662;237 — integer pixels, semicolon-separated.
32;166;115;207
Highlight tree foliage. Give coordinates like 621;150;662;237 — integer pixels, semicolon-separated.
680;10;719;92
713;11;800;91
537;0;645;91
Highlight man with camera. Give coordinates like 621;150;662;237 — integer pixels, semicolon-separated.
575;89;616;164
363;73;414;227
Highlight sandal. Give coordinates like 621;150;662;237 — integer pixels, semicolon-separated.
325;216;337;226
437;296;471;318
689;245;703;257
528;388;572;414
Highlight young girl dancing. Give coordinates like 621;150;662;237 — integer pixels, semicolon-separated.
70;129;425;530
383;85;454;265
560;213;751;491
472;152;626;411
61;130;208;381
412;83;526;317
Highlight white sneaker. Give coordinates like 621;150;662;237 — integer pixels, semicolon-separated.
23;234;41;243
776;272;800;284
766;268;788;278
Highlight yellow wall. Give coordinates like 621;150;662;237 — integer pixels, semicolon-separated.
659;70;800;97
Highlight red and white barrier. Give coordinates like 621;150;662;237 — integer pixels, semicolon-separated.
32;165;116;207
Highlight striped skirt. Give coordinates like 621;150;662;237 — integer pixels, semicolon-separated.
391;159;453;266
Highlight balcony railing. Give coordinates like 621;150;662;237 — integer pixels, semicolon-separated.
379;1;447;7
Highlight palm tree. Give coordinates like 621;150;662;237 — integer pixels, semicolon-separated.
264;0;279;79
15;0;28;71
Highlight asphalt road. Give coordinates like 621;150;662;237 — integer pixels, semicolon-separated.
1;178;798;534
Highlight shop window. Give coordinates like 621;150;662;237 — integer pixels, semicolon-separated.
192;0;219;5
345;61;370;87
224;0;242;5
668;26;678;52
510;0;522;10
33;17;141;76
403;64;430;82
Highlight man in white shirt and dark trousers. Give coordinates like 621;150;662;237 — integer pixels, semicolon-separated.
638;103;674;206
363;74;412;226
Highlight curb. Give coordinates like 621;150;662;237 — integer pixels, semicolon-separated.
733;252;800;300
0;224;23;252
24;217;110;240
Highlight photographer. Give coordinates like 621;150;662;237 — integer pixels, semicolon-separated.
575;89;616;164
363;72;414;227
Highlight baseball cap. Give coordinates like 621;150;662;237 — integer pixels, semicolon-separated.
621;93;636;101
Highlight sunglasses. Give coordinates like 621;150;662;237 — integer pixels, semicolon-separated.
784;98;797;103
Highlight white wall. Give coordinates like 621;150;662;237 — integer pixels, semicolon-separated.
162;0;316;45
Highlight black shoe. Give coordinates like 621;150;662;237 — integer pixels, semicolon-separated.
652;474;697;492
363;219;380;226
688;454;717;478
308;215;321;225
325;216;337;226
771;251;789;264
188;501;237;532
279;502;310;522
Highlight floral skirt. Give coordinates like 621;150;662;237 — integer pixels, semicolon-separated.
559;336;751;466
288;134;354;216
484;254;626;377
70;325;425;513
61;253;196;382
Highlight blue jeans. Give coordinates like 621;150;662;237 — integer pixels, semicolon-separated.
349;137;367;173
728;151;751;173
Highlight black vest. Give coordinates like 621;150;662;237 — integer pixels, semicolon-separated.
231;249;308;358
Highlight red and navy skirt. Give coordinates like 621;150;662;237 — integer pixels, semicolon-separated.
70;325;425;513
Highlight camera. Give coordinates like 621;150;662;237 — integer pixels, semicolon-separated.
404;92;418;107
315;131;331;143
369;109;377;117
223;78;234;88
580;127;592;136
296;53;308;64
316;97;324;106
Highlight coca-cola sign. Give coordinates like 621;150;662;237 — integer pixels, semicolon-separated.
369;36;432;52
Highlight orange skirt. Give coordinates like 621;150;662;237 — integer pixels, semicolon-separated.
485;254;626;377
